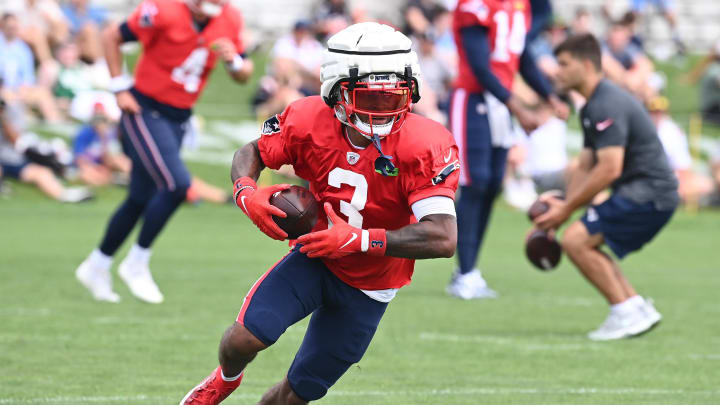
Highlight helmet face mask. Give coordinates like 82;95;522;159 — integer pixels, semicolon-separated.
336;73;413;139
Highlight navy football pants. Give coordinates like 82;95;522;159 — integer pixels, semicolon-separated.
237;248;388;401
98;110;191;256
450;89;508;274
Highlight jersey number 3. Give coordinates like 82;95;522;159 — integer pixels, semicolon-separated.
328;168;367;228
171;48;208;93
491;10;526;62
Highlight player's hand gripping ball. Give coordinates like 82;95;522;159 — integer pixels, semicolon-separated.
269;185;319;239
234;177;291;240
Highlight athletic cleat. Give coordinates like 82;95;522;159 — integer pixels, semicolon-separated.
638;298;662;334
75;260;121;303
446;269;498;300
180;366;241;405
118;259;164;304
588;307;657;341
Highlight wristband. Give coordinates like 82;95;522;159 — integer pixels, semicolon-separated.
227;54;244;72
233;177;256;210
362;228;387;256
108;75;133;93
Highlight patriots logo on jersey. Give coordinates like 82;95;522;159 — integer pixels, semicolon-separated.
139;1;158;27
261;116;281;136
432;160;460;185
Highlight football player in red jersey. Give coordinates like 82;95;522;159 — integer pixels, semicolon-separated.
75;0;253;304
180;22;460;405
447;0;569;299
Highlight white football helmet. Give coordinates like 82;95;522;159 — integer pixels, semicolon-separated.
320;22;422;139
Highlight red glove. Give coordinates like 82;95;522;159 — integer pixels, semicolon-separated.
297;202;387;259
233;177;290;240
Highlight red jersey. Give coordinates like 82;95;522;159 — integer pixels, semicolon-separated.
126;0;245;109
258;97;460;290
453;0;531;93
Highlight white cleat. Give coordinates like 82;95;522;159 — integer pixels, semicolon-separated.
639;298;662;332
118;259;164;304
75;260;121;303
446;269;498;300
588;307;657;341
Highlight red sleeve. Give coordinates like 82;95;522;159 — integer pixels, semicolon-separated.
126;0;164;45
403;133;460;206
256;105;296;169
455;0;493;28
231;10;246;54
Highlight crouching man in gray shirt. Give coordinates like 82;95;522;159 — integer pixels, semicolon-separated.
535;34;679;341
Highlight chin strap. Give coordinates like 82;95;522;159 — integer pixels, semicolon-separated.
371;133;398;177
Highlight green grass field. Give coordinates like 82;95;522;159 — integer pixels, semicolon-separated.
1;171;719;404
2;47;720;404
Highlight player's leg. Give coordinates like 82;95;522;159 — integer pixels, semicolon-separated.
564;195;675;340
562;221;629;304
181;250;325;405
117;113;191;303
448;90;497;299
75;113;156;302
263;271;388;404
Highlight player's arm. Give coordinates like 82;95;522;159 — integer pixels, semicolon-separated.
518;46;569;120
461;26;538;132
212;38;253;83
298;199;457;260
385;214;457;259
102;22;140;113
230;136;290;240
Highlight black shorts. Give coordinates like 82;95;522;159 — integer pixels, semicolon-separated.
581;194;675;259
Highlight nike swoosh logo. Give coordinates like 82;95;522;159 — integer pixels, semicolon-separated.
444;150;452;163
240;195;248;213
596;119;614;131
339;232;357;250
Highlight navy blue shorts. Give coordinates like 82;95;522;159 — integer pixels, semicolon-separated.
237;248;388;402
581;194;675;259
0;162;29;179
118;104;191;197
449;89;508;189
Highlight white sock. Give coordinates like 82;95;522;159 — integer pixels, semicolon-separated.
126;244;151;265
88;249;113;272
221;369;242;382
626;295;646;310
611;298;638;316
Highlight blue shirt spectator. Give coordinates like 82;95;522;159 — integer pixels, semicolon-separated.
62;0;107;33
73;124;113;164
0;26;36;89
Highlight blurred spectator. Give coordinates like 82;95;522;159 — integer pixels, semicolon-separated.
647;96;714;204
3;0;68;87
53;41;113;115
254;20;323;119
528;18;568;81
312;0;351;40
0;13;61;122
630;0;685;54
61;0;107;63
413;31;453;125
570;7;592;35
712;145;720;198
601;18;654;99
699;40;720;126
0;89;92;202
72;103;128;187
404;0;447;37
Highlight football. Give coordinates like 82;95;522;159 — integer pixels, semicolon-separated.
269;185;319;239
527;199;550;221
525;229;562;271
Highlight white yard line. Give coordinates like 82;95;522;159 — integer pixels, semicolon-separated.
418;332;605;351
